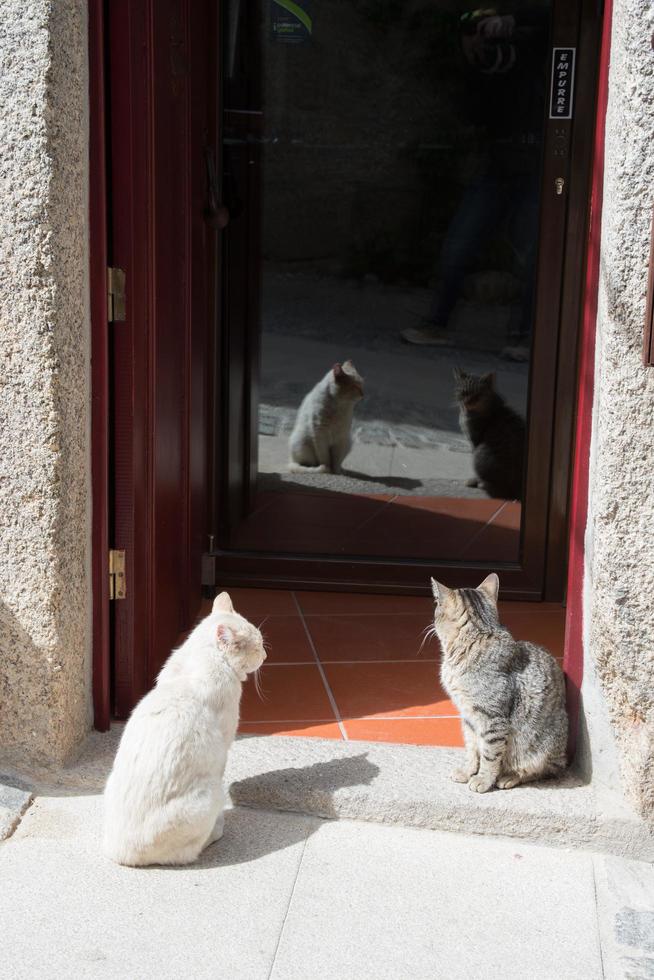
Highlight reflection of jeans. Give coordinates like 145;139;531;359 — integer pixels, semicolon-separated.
428;173;539;341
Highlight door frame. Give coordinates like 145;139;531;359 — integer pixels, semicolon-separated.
89;0;111;731
95;0;218;718
211;0;604;602
563;0;613;754
88;0;608;729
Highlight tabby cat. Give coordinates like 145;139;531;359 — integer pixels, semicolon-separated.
430;573;567;792
454;368;525;500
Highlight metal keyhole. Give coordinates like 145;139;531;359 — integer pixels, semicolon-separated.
555;177;565;196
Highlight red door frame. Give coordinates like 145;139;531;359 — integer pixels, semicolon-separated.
89;0;614;752
89;0;111;731
562;0;614;755
89;0;218;723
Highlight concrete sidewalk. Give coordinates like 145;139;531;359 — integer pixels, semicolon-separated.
1;789;652;979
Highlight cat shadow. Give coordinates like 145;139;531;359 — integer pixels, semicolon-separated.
342;469;422;490
190;753;380;869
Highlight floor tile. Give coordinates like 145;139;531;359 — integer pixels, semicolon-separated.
461;500;522;561
323;661;454;719
344;717;463;747
500;608;566;658
306;614;438;662
271;820;601;980
392;495;502;520
238;721;343;740
350;496;499;561
498;600;563;613
1;795;315;980
223;587;298;620
296;591;432;616
240;664;336;723
260;616;314;664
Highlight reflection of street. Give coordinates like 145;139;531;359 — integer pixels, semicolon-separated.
258;268;528;497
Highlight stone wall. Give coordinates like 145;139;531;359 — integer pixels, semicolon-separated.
583;0;654;819
0;1;91;766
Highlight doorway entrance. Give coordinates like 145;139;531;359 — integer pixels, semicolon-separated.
101;0;601;717
214;0;600;601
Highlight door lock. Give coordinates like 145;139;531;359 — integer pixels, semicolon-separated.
555;177;565;196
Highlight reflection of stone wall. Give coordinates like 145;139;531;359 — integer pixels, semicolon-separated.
262;2;468;282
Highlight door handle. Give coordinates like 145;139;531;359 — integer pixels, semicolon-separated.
203;146;230;228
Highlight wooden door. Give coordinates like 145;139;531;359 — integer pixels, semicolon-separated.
107;0;218;715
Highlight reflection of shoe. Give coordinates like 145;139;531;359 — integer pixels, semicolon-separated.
501;344;530;362
401;323;450;346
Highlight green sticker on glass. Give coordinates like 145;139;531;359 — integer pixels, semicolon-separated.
271;0;313;44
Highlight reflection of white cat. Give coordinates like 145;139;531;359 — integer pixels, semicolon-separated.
289;361;364;474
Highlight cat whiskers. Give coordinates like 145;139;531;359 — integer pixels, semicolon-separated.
253;666;266;702
418;622;438;656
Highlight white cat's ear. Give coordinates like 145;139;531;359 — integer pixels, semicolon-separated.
430;578;450;603
332;362;343;379
216;624;233;647
213;591;234;614
477;573;499;603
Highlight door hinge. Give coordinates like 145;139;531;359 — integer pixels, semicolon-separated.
109;549;126;600
107;267;126;322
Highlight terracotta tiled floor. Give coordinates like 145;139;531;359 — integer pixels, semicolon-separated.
232;492;521;563
226;588;566;748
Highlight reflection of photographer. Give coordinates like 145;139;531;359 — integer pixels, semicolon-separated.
402;6;549;361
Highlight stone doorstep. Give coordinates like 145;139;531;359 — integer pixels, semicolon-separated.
0;776;34;842
3;729;652;861
225;736;654;863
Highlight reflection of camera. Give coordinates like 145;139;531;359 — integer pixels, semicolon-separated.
460;9;499;36
460;10;517;74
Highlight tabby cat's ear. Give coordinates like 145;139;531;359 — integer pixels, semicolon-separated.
213;591;234;614
430;578;450;603
481;372;495;388
477;573;499;603
453;367;465;382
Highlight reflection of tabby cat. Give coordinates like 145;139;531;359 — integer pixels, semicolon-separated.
289;361;364;474
454;369;525;500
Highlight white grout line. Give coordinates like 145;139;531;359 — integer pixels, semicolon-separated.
267;824;310;980
242;715;461;724
260;659;438;665
292;591;349;740
242;719;346;725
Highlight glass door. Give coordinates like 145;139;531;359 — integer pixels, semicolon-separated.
216;0;590;598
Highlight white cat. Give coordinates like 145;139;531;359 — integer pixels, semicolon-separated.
102;592;265;867
289;360;364;474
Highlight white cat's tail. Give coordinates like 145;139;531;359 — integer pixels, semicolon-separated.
288;461;329;473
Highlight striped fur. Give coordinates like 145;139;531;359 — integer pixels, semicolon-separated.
430;574;567;792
